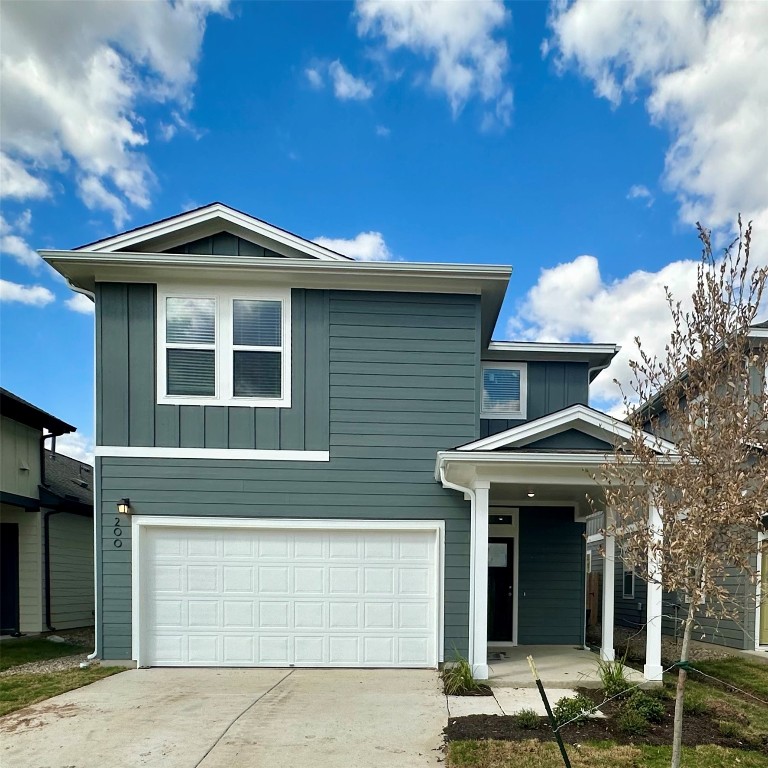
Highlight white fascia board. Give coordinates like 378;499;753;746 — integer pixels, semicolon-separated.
455;404;677;454
96;446;330;462
487;341;620;358
75;203;351;261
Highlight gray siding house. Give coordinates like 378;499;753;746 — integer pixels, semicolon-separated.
45;203;676;680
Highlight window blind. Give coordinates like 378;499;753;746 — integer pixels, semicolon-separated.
482;367;521;414
166;298;215;344
233;299;281;347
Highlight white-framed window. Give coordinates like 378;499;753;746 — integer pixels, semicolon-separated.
586;551;592;574
480;362;527;419
157;286;291;408
622;566;635;599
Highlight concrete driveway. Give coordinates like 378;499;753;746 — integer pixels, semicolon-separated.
0;668;446;768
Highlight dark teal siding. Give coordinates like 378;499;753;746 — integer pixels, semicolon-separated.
164;232;283;258
517;507;585;645
96;284;329;451
481;362;589;438
523;430;613;451
97;290;480;660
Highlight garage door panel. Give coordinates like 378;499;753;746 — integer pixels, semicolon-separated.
141;525;438;667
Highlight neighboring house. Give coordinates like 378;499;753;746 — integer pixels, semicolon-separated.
44;202;676;680
586;322;768;652
0;389;95;635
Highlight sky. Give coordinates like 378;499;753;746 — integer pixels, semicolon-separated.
1;0;767;463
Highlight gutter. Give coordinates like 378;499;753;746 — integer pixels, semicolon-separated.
43;509;63;632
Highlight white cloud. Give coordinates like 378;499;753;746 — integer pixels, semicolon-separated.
627;184;654;207
305;66;324;89
0;210;40;270
328;60;373;100
0;0;227;225
55;432;94;465
0;278;55;307
314;231;394;261
508;254;701;413
375;124;391;137
355;0;513;126
66;293;94;314
546;0;768;243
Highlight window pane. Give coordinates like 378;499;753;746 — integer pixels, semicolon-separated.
167;349;215;396
233;351;281;398
233;299;281;347
166;298;215;344
482;367;521;414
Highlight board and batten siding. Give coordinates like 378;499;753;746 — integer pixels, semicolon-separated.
480;362;589;438
96;290;480;660
96;283;329;451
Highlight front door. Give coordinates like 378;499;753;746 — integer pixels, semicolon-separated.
761;541;768;646
0;523;20;635
488;538;514;642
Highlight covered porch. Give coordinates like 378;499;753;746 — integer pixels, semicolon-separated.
437;404;674;683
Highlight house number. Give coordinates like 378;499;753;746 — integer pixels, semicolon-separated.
113;517;123;548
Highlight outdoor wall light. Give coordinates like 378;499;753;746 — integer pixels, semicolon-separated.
117;498;132;515
527;490;535;498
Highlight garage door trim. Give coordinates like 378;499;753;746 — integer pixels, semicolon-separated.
130;516;445;667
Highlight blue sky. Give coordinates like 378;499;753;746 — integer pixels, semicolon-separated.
1;1;766;461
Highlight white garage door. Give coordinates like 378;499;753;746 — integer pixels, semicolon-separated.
138;524;439;668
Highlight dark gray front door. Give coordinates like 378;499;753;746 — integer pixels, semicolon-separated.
0;523;20;635
488;537;514;642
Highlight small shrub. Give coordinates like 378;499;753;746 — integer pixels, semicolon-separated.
625;691;665;724
514;708;540;730
682;690;709;716
441;654;482;695
718;720;744;739
596;656;632;698
552;694;594;727
617;708;650;736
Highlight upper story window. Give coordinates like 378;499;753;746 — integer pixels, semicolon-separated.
480;362;527;419
157;287;291;408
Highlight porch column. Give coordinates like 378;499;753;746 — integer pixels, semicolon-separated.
601;507;615;661
470;482;490;679
644;500;664;681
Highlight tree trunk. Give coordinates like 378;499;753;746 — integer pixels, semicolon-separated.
670;613;694;768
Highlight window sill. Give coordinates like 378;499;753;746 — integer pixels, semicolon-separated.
156;396;291;408
480;414;527;420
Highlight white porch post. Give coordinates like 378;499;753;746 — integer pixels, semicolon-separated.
601;507;615;661
644;500;664;681
470;482;490;679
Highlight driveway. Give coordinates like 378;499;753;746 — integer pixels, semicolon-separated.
0;668;446;768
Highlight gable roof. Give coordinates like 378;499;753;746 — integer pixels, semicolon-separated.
74;202;353;261
42;449;93;508
0;388;75;435
456;404;678;454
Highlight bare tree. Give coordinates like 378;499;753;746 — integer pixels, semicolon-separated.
597;219;768;768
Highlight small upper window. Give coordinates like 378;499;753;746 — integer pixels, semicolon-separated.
622;567;635;599
480;362;527;419
158;287;290;408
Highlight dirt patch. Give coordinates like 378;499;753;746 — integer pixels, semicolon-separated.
0;702;81;733
444;689;768;754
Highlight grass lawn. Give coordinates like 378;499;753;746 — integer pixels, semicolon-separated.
0;667;124;717
0;637;84;672
448;740;768;767
689;657;768;701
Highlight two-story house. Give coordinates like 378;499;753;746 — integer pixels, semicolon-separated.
0;388;94;636
44;202;675;680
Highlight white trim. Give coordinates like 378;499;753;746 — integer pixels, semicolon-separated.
95;446;330;462
488;341;620;356
455;404;678;454
157;285;291;408
77;203;351;261
480;361;528;420
130;516;444;668
489;506;519;647
586;533;604;544
622;566;635;599
757;530;767;649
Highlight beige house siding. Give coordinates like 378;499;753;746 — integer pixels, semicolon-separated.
0;504;43;633
0;415;41;499
47;512;94;629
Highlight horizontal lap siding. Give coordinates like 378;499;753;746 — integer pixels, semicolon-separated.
49;513;94;629
96;284;329;451
98;290;479;659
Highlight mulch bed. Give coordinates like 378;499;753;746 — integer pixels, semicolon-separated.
444;688;768;754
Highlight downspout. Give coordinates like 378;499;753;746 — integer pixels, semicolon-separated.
439;463;477;664
43;509;63;632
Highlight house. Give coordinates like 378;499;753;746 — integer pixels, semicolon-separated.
586;322;768;653
0;388;94;636
43;202;676;680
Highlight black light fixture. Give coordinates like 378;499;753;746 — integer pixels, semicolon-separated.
117;498;132;515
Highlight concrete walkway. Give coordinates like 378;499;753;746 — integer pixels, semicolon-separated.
0;668;446;768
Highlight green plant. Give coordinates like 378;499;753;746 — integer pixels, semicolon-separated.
596;655;632;698
718;720;744;739
683;689;709;716
617;707;650;736
552;694;594;727
514;708;540;730
441;654;482;695
625;691;665;724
